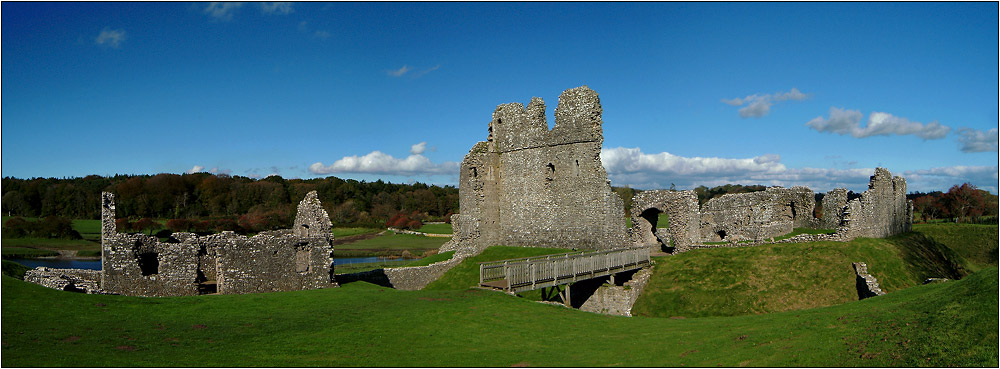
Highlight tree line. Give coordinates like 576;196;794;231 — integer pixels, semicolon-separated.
1;174;460;230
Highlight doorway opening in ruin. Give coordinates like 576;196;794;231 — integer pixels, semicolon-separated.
640;208;673;253
138;252;159;276
295;247;311;273
716;230;727;241
196;270;217;294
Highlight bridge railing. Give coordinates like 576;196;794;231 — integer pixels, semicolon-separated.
479;247;650;293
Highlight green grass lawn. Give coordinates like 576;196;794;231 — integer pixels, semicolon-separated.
337;231;450;251
331;227;381;238
416;223;453;234
71;219;103;241
1;247;61;258
334;251;457;275
912;223;998;272
2;263;994;367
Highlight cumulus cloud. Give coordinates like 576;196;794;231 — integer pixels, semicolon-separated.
806;107;950;140
722;88;809;118
310;144;460;176
957;127;999;153
903;165;999;193
410;142;427;155
259;2;293;15
599;146;995;193
95;28;126;48
204;2;244;21
387;65;410;77
185;165;205;174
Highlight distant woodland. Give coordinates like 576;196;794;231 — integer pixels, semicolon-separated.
2;174;995;232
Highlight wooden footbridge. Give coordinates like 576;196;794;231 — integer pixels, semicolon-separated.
479;247;651;305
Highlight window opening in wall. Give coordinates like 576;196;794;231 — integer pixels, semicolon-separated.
716;230;727;241
470;167;478;178
296;247;311;273
545;163;555;181
138;252;159;276
574;160;580;176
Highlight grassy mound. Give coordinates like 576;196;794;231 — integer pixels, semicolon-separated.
633;238;917;318
913;223;998;271
2;266;995;367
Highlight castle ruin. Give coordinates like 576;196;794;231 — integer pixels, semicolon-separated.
442;86;627;256
698;186;816;242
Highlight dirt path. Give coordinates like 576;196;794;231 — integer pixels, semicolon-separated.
332;230;386;245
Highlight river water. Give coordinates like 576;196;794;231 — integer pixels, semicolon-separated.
7;255;412;271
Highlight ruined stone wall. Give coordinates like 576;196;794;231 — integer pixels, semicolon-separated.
443;86;627;255
579;267;653;316
699;187;816;242
25;267;106;294
99;191;336;297
821;188;848;229
852;262;886;299
629;190;700;251
839;168;912;239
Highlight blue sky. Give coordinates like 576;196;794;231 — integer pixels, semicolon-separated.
2;2;997;193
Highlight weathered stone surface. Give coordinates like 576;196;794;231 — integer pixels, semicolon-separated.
698;186;816;242
442;86;627;255
579;267;653;316
629;190;700;251
24;267;107;294
839;168;912;239
821;188;848;229
852;262;886;299
97;190;336;297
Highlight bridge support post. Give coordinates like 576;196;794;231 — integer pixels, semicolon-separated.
561;283;571;307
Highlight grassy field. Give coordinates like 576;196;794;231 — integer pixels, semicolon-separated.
331;227;381;238
333;251;457;275
2;263;994;367
1;247;61;258
912;223;998;272
416;223;453;234
337;231;450;251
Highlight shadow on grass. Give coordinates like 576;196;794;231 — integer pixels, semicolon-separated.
890;232;968;281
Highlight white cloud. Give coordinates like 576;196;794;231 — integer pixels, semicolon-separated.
410;142;427;155
204;2;244;21
260;2;293;15
957;127;999;153
310;144;459;176
94;28;126;48
722;88;809;118
387;65;410;77
314;30;330;39
185;165;205;174
903;166;999;193
600;146;995;193
806;107;951;140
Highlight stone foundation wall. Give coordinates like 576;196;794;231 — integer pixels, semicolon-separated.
852;262;886;299
699;187;816;242
579;267;653;316
337;255;464;290
25;267;106;294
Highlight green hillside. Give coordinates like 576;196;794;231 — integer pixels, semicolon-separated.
2;265;995;367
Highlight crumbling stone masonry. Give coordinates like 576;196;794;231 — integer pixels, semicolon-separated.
837;168;913;239
442;86;627;256
698;186;816;242
852;262;886;299
579;267;653;316
821;188;848;229
100;191;336;297
24;267;106;294
629;190;700;252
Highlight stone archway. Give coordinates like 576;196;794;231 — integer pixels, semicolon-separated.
629;190;700;253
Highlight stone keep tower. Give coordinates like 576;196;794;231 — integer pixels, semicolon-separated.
442;86;628;255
